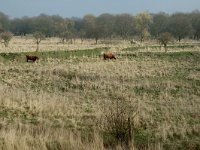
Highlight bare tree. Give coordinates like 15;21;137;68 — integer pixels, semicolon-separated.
0;31;13;47
56;19;75;44
158;32;173;52
33;32;45;51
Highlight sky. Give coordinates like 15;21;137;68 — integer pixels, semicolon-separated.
0;0;200;19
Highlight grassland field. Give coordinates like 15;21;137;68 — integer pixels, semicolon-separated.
0;37;200;150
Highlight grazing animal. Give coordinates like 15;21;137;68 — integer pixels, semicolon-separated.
103;51;116;60
26;55;39;62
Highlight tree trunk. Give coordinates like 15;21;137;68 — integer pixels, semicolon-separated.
36;43;39;51
178;36;181;42
36;40;41;51
95;37;98;44
164;44;167;52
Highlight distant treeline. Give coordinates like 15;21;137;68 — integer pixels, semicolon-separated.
1;10;200;42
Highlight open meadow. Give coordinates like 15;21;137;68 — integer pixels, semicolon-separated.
0;37;200;150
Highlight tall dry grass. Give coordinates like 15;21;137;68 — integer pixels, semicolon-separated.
0;38;200;149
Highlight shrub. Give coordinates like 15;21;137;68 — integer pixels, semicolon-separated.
100;96;138;149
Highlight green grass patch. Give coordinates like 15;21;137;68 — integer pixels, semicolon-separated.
0;47;109;62
123;51;200;62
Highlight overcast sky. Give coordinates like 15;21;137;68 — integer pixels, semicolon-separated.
0;0;200;18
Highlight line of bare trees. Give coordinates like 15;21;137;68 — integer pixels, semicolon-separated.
1;10;200;44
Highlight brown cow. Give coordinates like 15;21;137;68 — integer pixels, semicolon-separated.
26;55;39;62
103;51;116;60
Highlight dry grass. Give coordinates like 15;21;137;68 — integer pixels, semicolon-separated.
0;37;200;150
0;36;131;53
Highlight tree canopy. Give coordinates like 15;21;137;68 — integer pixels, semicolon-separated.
1;11;200;42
